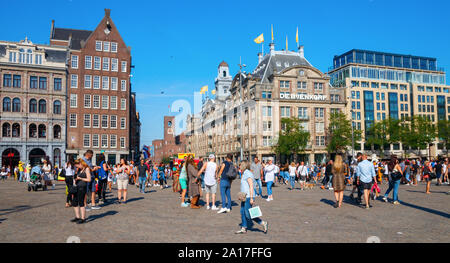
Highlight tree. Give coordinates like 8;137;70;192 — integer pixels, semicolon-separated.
273;117;310;162
401;116;437;157
326;111;361;154
437;119;450;154
366;118;402;158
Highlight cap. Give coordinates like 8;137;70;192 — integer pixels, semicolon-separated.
209;154;215;159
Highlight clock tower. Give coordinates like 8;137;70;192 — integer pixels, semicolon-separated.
214;61;232;101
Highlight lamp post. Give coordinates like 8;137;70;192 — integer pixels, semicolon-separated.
238;57;246;162
346;86;355;161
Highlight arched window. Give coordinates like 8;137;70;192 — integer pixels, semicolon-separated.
38;124;46;138
19;49;25;63
3;97;11;112
29;99;37;113
12;98;21;112
26;49;33;64
29;124;37;138
38;99;46;113
53;125;61;139
53;100;61;115
12;123;20;137
223;71;226;77
2;123;11;137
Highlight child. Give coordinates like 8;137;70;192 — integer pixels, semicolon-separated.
370;180;381;200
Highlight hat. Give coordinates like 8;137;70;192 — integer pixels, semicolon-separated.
208;154;215;159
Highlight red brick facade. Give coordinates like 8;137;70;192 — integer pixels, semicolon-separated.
151;116;186;163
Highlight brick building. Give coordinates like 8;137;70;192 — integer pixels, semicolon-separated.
151;116;186;163
50;9;136;165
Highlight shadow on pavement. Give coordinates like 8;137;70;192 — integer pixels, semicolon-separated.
87;210;118;222
406;190;448;194
320;199;335;207
0;218;6;223
399;201;450;219
0;203;55;216
125;197;144;203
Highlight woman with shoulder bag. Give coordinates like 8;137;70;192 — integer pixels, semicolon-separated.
423;161;434;194
71;159;92;224
236;161;268;234
382;156;403;205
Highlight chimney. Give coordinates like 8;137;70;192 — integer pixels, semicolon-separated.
257;52;263;64
298;45;304;58
105;8;111;17
269;43;275;55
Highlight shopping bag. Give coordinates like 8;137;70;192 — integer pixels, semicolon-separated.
248;206;262;219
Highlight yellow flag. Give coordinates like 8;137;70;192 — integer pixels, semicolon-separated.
211;89;216;95
271;25;274;42
200;85;208;94
254;34;264;44
296;27;299;44
286;35;288;50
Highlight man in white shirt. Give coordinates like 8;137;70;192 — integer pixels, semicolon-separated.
263;158;276;201
197;154;219;210
297;161;308;190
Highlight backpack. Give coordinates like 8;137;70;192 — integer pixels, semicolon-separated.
225;162;238;181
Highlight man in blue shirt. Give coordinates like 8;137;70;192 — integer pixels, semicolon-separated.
356;152;377;209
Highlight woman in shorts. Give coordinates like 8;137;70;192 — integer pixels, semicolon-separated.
179;161;189;207
116;158;130;204
70;159;91;224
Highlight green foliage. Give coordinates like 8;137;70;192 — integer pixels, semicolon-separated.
273;117;310;158
327;111;361;154
401;116;436;151
437;119;450;148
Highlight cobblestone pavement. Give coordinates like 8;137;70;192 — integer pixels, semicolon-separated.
0;178;449;243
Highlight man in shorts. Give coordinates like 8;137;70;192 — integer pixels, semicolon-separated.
297;161;308;190
356;152;377;209
197;154;219;210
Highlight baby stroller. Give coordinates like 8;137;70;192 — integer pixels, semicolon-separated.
28;173;47;191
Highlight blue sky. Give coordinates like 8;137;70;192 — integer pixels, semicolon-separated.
1;0;450;147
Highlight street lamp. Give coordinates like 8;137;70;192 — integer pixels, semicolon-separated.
346;87;355;162
238;57;246;162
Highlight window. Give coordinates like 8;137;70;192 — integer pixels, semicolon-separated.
101;135;108;148
2;123;11;137
71;55;78;69
280;81;290;89
315;122;324;133
30;76;38;89
83;134;91;148
9;51;17;63
39;77;47;90
298;107;308;119
111;77;118;91
110;135;117;148
262;91;272;98
69;114;77;127
111;42;118;53
101;115;108;128
262;136;272;147
85;56;92;69
121;98;126;110
38;99;46;113
315;136;325;146
93;95;100;109
13;75;21;88
12;98;20;112
29;99;37;113
262;106;272;117
120;137;126;148
110;115;117;128
53;100;61;114
38;124;46;138
54;78;62;91
121;80;127;91
111;58;118;71
53;125;61;139
94;56;101;70
102;96;109;109
93;76;100;89
315;108;324;118
110;96;117;109
121;61;127;72
314;83;323;91
84;114;91;128
2;74;11;87
102;57;110;71
95;41;102;51
103;41;110;52
297;81;307;89
102;76;109;90
70;94;77;108
2;97;11;112
92;115;99;128
280;106;291;117
120;117;126;129
84;75;92;89
84;94;91;108
92;134;99;148
70;75;78;88
263;121;272;132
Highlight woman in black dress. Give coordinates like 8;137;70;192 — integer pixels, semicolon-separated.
71;159;92;224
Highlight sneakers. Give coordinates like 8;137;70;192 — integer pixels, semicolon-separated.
181;202;189;207
85;207;92;212
382;196;388;203
217;208;228;214
211;206;219;211
266;198;273;202
235;228;247;234
206;206;211;210
91;206;101;210
393;201;400;205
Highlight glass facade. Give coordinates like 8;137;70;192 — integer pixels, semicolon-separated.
437;95;446;121
363;91;374;135
388;93;399;120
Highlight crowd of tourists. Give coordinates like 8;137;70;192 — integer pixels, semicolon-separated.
2;150;448;232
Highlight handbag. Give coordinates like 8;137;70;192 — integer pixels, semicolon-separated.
68;184;78;194
248;206;262;219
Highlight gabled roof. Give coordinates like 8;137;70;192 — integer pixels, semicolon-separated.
51;28;93;50
252;51;312;83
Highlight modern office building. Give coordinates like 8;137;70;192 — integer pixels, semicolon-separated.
0;38;67;167
186;43;346;164
50;9;137;164
328;49;449;157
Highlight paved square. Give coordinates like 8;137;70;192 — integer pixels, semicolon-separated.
0;179;448;243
